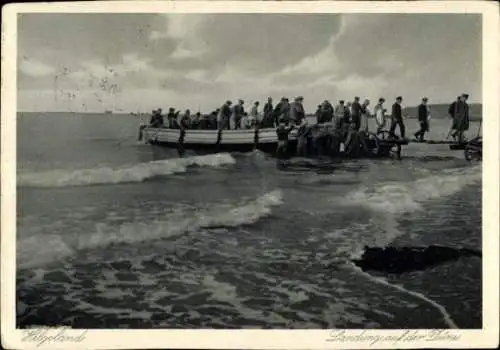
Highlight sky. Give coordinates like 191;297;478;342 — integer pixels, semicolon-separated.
17;13;482;113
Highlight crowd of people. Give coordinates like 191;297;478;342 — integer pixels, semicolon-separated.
148;93;472;145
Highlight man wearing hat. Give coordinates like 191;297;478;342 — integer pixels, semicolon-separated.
273;98;286;126
321;100;334;123
166;107;179;128
231;99;245;129
262;97;274;127
290;96;305;125
217;100;232;130
390;96;406;139
453;93;470;143
414;97;430;142
281;98;291;124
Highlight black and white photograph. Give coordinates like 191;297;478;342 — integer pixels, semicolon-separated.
2;1;499;349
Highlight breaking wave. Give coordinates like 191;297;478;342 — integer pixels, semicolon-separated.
17;190;284;270
18;153;236;188
345;165;481;215
337;165;481;248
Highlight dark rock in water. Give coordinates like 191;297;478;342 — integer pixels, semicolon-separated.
352;245;481;274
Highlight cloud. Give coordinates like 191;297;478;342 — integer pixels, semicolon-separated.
16;13;482;112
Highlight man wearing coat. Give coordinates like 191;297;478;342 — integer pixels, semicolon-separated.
414;97;430;142
350;96;362;131
389;96;406;139
454;93;470;143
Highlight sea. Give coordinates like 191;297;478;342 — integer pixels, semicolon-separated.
16;112;482;329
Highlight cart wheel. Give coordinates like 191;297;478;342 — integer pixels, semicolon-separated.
389;143;402;160
464;147;481;161
366;132;381;157
376;130;399;141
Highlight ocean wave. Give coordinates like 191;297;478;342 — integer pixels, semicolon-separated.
17;190;284;270
329;165;481;248
17;153;236;188
345;165;481;214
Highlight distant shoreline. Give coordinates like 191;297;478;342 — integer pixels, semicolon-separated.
16;103;483;120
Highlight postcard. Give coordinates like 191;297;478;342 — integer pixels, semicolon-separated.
1;1;499;349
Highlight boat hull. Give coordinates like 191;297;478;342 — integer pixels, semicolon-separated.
139;126;404;159
141;127;298;154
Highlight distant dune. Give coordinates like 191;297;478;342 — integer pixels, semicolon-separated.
305;103;482;121
404;103;482;120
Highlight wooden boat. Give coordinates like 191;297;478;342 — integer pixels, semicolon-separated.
138;124;408;159
139;126;296;153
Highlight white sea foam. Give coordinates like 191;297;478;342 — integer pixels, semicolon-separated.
345;165;481;214
325;165;482;249
17;190;284;269
349;264;458;329
18;153;236;188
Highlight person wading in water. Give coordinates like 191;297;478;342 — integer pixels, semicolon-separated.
276;119;295;159
414;97;430;142
273;98;285;126
390;96;405;139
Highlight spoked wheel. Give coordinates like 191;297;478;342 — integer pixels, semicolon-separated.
365;132;381;157
376;130;399;141
388;143;402;159
464;137;482;161
376;130;401;159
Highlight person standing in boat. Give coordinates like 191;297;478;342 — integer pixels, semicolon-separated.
281;98;291;124
359;99;370;134
414;97;430;142
192;112;201;129
334;100;346;128
276;119;295;159
290;96;305;125
262;97;274;128
250;101;260;128
218;100;232;130
150;109;162;127
315;104;323;124
374;98;386;133
273;98;285;126
351;97;362;132
344;102;352;125
179;109;192;130
321;100;334;123
389;96;406;139
166;108;179;128
240;112;250;129
231;99;245;129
